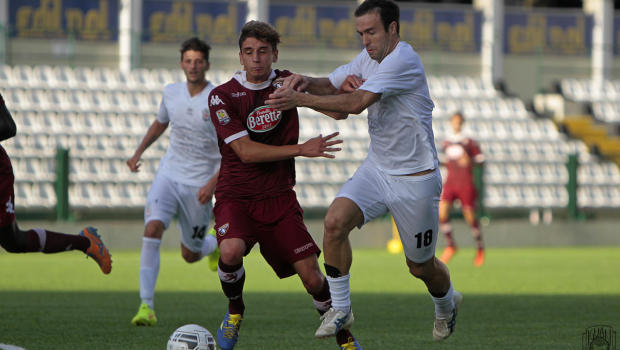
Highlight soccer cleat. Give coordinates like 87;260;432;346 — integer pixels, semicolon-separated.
433;290;463;341
315;308;354;338
131;302;157;326
207;228;219;272
439;246;457;264
217;311;243;350
80;227;112;274
339;336;363;350
474;249;485;267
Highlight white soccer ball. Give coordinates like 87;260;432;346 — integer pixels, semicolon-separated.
167;324;216;350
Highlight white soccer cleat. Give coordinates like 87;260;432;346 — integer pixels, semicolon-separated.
315;307;354;338
433;290;463;341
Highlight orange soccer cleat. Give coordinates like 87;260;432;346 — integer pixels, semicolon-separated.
474;249;485;267
439;246;457;264
80;227;112;274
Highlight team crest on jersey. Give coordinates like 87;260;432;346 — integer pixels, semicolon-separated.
216;109;231;125
5;196;14;214
202;109;210;121
210;94;224;106
247;105;281;133
217;223;229;236
272;80;283;89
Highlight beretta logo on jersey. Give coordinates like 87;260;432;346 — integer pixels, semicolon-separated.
247;105;281;133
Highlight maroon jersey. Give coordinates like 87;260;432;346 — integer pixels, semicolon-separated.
0;145;16;228
209;70;298;200
442;134;483;187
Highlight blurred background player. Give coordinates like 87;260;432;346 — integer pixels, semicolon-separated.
266;0;461;342
126;37;220;326
0;94;112;274
438;111;485;267
208;21;361;350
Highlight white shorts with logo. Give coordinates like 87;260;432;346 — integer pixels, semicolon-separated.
145;172;213;253
336;160;442;263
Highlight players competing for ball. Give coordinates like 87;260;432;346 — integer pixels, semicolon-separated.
127;37;221;326
208;21;362;350
438;111;485;266
266;0;462;341
0;94;112;274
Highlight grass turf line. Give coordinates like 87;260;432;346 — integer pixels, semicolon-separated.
0;247;618;349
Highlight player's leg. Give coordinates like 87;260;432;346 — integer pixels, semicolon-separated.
319;162;386;338
176;183;218;269
439;190;457;263
461;186;484;266
216;236;246;350
294;256;361;349
132;173;177;326
390;170;461;341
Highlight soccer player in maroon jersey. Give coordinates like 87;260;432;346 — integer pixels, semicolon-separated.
208;21;361;350
438;111;485;267
0;94;112;274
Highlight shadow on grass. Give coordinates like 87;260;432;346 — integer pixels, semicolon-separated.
0;291;617;349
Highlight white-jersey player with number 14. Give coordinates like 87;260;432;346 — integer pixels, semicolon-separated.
127;37;221;326
266;0;462;341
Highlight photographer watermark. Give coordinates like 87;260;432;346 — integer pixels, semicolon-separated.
582;325;616;350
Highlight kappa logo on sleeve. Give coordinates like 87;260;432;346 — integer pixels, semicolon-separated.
210;94;224;106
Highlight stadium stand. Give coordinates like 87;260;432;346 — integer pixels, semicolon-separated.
1;64;619;212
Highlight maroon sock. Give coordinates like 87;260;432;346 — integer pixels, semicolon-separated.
440;220;455;247
472;221;484;251
27;229;90;253
218;260;245;315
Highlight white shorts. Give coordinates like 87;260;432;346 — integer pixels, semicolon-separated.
145;172;213;253
337;160;442;263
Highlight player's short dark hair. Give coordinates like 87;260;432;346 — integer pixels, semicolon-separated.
180;37;211;62
239;20;280;51
355;0;400;35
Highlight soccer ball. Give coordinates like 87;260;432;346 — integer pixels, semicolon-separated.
167;324;216;350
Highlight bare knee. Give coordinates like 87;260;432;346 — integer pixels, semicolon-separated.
407;257;435;280
324;213;349;241
302;271;326;295
181;248;201;263
219;239;245;266
144;221;165;239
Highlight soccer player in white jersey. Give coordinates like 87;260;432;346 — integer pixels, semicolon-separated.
266;0;462;341
127;37;221;326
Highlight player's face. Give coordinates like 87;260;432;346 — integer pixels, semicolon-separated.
180;50;209;85
356;11;397;63
451;115;463;133
239;37;278;84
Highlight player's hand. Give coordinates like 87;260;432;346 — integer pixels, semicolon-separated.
279;74;310;92
197;183;215;204
299;132;343;159
338;75;365;93
266;86;300;111
126;155;141;172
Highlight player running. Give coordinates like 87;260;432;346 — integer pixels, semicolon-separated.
266;0;462;341
438;111;485;266
209;21;361;350
127;37;220;326
0;94;111;274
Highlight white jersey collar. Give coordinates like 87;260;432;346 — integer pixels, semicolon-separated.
233;70;276;90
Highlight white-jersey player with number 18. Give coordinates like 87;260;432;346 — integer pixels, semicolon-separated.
127;37;221;326
266;0;462;341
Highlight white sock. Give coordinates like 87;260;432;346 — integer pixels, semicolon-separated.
200;234;218;258
139;237;161;309
431;282;454;319
326;274;351;312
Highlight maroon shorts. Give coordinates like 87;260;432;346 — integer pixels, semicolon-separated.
441;182;477;210
213;190;320;279
0;146;15;228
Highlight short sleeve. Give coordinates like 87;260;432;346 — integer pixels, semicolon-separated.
209;89;247;144
359;47;424;98
328;50;365;90
156;98;168;123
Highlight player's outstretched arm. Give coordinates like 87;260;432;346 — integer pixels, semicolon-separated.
267;87;379;115
229;133;342;163
127;120;168;172
279;74;338;96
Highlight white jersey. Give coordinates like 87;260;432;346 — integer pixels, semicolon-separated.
329;41;438;175
156;81;221;186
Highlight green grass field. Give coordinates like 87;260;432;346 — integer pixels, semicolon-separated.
1;247;619;349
